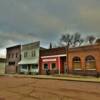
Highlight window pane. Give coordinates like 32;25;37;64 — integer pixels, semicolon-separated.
16;53;18;58
73;57;81;69
73;62;81;69
22;65;27;69
9;62;15;65
51;63;56;69
24;52;28;57
8;54;10;58
44;64;48;70
12;54;14;58
32;50;35;57
86;61;96;69
85;56;96;69
32;64;38;69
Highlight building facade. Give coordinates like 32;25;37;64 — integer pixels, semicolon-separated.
40;47;66;75
68;44;100;76
6;45;21;74
18;41;40;74
0;58;6;74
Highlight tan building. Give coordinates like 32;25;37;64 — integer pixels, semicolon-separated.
0;58;6;74
68;44;100;76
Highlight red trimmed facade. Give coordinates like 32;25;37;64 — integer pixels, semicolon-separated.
40;44;100;76
39;47;66;74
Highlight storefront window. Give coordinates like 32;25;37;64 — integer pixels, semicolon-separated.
73;57;81;70
43;64;48;70
85;56;96;69
32;64;38;69
22;65;27;69
51;63;56;70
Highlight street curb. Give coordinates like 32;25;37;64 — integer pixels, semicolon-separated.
32;76;100;83
2;74;100;83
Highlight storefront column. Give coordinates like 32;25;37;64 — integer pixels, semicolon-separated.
57;57;61;75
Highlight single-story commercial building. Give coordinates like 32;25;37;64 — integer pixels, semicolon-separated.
68;44;100;76
40;47;66;75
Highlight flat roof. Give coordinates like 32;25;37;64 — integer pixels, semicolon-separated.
6;45;21;49
40;47;66;56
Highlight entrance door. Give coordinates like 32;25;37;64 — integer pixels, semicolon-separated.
64;62;67;73
44;64;48;70
28;64;31;74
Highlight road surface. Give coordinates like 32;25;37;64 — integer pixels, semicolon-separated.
0;76;100;100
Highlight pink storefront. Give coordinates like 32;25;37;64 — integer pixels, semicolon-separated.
40;47;66;75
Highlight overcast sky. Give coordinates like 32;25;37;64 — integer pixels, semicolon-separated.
0;0;100;57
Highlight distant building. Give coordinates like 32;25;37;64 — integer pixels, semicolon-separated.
40;47;66;75
68;44;100;76
0;58;6;74
18;41;40;74
5;45;21;74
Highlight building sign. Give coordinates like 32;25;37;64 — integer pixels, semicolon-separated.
43;59;56;62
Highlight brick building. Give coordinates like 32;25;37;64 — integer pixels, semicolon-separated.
6;45;21;74
40;47;66;74
68;44;100;76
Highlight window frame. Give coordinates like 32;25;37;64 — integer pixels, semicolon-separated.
72;57;81;70
22;65;27;69
43;63;48;70
32;50;36;57
24;52;28;57
50;63;57;70
85;55;96;70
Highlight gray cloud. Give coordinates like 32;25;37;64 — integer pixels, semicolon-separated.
0;0;100;51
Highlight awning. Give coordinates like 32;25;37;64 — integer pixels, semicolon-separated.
18;59;39;64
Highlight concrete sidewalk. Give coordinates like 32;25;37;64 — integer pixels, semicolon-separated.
2;74;100;83
32;75;100;83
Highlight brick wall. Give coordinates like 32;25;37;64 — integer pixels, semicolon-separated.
68;44;100;75
6;45;21;74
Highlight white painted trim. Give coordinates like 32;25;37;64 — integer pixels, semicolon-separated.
86;69;96;70
42;59;56;62
41;54;66;58
42;63;48;70
74;69;82;70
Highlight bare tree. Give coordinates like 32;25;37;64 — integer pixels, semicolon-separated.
60;34;73;74
60;33;84;74
60;33;84;47
60;34;73;47
86;35;96;45
73;32;81;47
79;38;84;46
95;38;100;44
